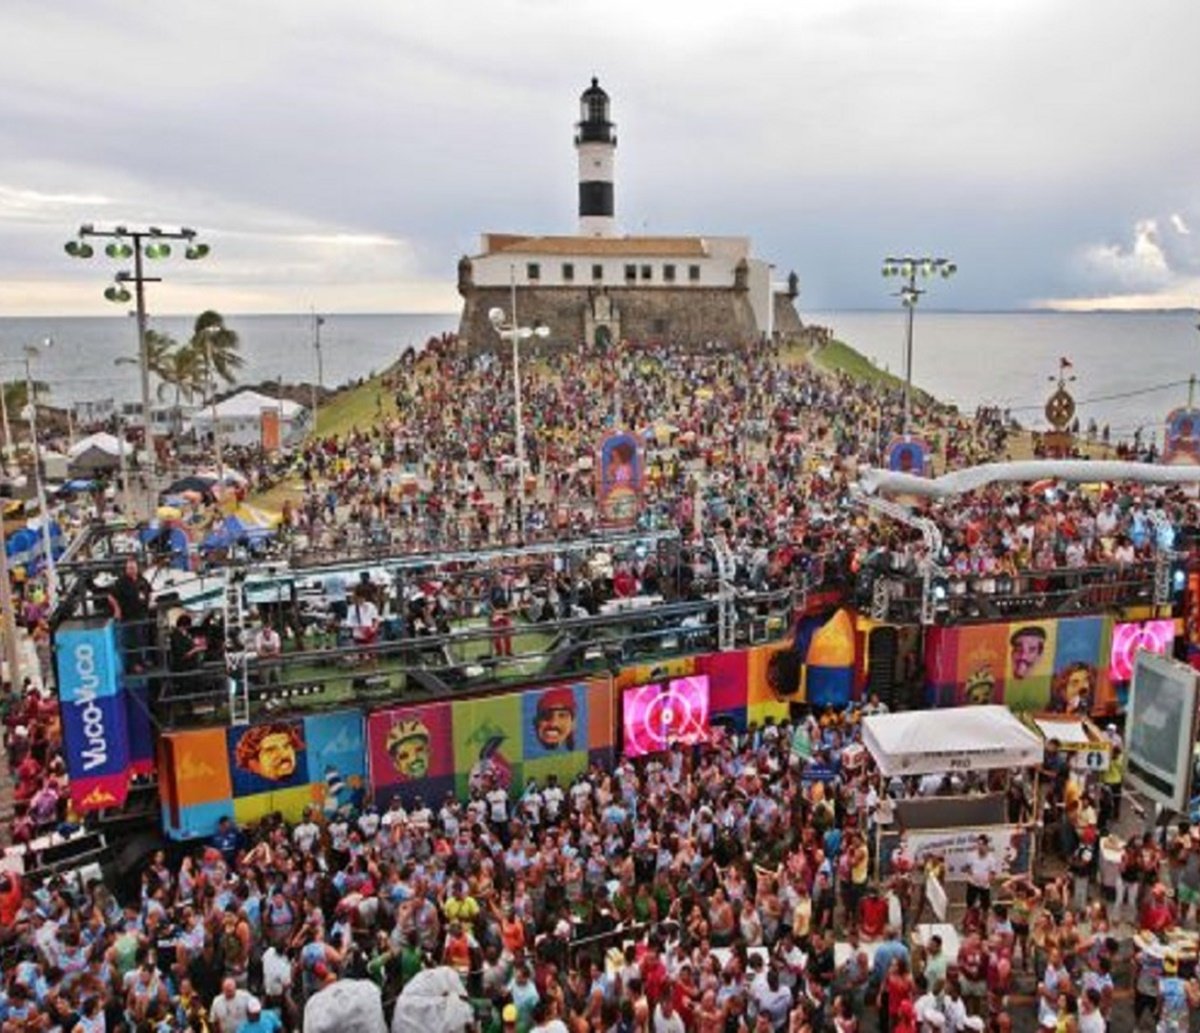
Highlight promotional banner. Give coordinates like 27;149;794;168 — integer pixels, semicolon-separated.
596;431;642;525
878;824;1034;881
925;615;1113;713
1110;619;1175;683
56;619;132;813
885;437;930;475
260;407;281;451
1163;408;1200;466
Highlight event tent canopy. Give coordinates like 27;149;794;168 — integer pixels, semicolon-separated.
862;705;1044;777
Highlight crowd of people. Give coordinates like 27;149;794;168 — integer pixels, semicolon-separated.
3;700;1200;1033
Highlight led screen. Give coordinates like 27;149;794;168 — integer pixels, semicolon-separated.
622;675;711;757
1110;619;1175;682
1126;652;1199;811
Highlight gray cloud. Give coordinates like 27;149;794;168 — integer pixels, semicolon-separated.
1;0;1198;313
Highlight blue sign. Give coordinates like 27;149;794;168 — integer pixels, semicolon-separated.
56;620;132;810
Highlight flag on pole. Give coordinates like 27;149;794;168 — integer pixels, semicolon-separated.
1060;357;1073;369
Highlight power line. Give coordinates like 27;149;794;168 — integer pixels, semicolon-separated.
1007;378;1191;413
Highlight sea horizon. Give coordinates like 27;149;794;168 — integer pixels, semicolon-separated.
1;309;1196;444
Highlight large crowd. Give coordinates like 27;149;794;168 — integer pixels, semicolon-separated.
4;695;1200;1033
5;336;1200;1033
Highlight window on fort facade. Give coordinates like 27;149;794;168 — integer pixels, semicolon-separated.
688;264;701;283
527;263;540;281
592;264;604;282
562;263;574;282
624;264;636;282
663;264;676;283
640;264;652;281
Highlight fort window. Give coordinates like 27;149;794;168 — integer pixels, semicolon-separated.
640;264;652;281
562;263;574;282
592;264;604;282
624;264;636;282
688;264;701;282
663;264;676;283
527;262;540;281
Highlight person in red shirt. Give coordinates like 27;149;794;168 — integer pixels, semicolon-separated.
885;958;915;1032
1139;882;1176;934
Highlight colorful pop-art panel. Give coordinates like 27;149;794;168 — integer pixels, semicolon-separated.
747;641;793;725
926;616;1116;713
452;693;524;797
227;718;310;797
522;683;589;758
167;728;233;808
1111;619;1175;682
303;711;366;812
801;609;856;709
234;783;319;827
621;675;711;757
367;703;455;796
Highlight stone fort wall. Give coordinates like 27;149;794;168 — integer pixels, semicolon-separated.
459;286;803;354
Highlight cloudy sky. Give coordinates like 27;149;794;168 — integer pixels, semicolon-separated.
1;0;1197;315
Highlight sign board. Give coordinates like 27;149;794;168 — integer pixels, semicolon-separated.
1125;651;1200;812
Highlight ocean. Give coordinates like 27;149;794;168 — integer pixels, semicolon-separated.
0;310;1194;443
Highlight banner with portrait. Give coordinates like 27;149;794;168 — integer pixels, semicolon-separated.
367;702;456;808
1163;407;1200;466
885;436;930;476
877;824;1034;881
596;431;642;525
924;615;1114;713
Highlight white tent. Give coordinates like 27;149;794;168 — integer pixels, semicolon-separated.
67;432;129;461
862;705;1044;777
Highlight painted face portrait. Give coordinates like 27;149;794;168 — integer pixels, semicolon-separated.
252;732;297;780
1009;629;1046;680
533;688;577;750
234;723;304;783
387;720;431;779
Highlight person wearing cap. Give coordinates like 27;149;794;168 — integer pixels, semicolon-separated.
1140;883;1177;935
501;1003;519;1031
235;995;282;1033
1157;952;1200;1032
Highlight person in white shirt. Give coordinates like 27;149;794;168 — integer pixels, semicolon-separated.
966;836;1000;912
487;784;510;827
651;994;685;1033
254;622;283;685
542;776;565;821
293;811;321;855
209;979;258;1033
347;590;380;652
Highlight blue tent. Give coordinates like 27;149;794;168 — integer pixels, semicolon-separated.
138;523;192;571
199;515;275;553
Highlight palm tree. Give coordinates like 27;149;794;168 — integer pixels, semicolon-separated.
190;310;243;388
161;343;206;405
115;328;178;387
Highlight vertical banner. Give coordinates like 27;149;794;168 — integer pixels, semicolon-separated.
885;437;930;475
452;693;523;797
125;678;155;777
596;431;642;525
56;619;132;813
260;407;281;451
1163;408;1200;465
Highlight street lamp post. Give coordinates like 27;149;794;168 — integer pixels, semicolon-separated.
22;339;57;607
881;256;956;436
489;268;549;541
312;312;325;435
65;224;211;516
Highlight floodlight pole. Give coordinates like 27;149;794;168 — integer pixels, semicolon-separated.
881;256;956;437
70;224;210;518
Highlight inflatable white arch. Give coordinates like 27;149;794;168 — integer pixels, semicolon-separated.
860;460;1200;500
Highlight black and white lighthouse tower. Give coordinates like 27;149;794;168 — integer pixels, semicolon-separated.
575;77;616;237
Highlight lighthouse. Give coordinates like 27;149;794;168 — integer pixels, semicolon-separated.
575;77;616;237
